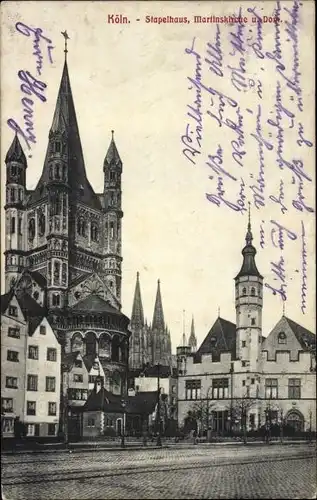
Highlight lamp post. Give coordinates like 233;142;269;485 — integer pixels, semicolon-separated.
121;400;126;448
156;363;162;447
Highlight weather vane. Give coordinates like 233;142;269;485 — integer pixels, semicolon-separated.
61;30;70;59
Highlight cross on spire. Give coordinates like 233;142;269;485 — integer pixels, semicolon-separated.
182;309;186;346
61;30;70;60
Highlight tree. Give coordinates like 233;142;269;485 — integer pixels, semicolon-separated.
187;398;216;434
227;396;256;444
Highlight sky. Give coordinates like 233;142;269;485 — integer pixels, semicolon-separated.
1;1;315;352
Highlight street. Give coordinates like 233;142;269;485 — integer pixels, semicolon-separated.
1;443;316;499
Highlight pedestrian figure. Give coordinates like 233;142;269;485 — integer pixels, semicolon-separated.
193;429;198;445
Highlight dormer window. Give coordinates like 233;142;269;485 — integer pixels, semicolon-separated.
278;332;287;344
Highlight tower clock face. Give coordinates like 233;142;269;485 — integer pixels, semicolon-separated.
17;274;32;295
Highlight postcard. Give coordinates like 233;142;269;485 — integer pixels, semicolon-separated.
1;1;315;499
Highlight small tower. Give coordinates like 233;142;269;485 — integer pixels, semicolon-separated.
176;311;191;375
188;315;197;353
234;205;263;371
4;134;27;291
129;272;145;369
103;130;123;303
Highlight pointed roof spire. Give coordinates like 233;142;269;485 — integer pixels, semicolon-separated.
131;272;144;327
152;279;165;331
188;315;197;352
182;309;187;347
5;134;27;166
282;300;286;317
104;130;122;168
235;203;263;280
27;57;101;209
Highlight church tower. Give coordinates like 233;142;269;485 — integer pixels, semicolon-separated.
4;135;27;290
129;272;145;369
152;279;166;364
234;206;263;372
188;316;197;353
103;131;123;303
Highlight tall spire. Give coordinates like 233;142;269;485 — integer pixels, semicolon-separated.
188;315;197;352
5;134;27;166
152;279;165;331
245;202;253;246
131;272;144;327
235;203;262;279
27;45;101;210
182;309;186;347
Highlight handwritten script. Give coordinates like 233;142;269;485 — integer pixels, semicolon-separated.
7;22;54;150
181;1;314;316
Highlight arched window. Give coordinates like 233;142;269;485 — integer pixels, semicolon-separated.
71;333;84;353
10;188;15;202
251;287;256;296
110;371;122;395
278;332;287;344
63;166;67;181
110;222;114;239
53;261;60;285
55;142;61;153
112;336;120;362
242;287;247;296
99;333;111;358
28;218;35;240
38;212;46;236
85;332;97;356
77;218;87;237
49;166;53;180
55;164;60;180
52;293;60;307
91;223;99;242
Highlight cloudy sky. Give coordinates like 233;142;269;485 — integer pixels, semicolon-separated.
1;1;315;350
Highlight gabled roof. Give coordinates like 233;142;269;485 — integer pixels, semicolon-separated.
62;351;82;371
16;292;45;318
70;293;122;315
196;317;236;361
0;290;14;315
29;270;47;289
83;354;98;372
28;317;44;336
284;317;315;350
83;387;157;415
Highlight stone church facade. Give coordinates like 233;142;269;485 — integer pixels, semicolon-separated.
3;54;131;430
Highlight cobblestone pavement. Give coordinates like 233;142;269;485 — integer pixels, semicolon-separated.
2;444;316;499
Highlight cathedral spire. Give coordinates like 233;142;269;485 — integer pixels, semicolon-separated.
131;272;144;327
152;279;165;331
235;204;262;279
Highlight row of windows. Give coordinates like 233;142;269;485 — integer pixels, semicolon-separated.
184;378;303;400
77;219;99;241
7;325;46;337
6;376;56;392
68;389;88;401
2;420;56;436
239;287;261;297
7;187;24;204
2;399;57;416
7;347;57;362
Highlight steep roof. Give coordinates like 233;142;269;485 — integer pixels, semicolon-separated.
196;317;236;361
152;280;165;331
83;387;157;415
83;354;97;372
28;316;44;336
0;291;14;314
62;351;82;371
104;132;122;168
141;364;173;378
27;61;101;210
284;317;316;350
5;134;27;165
127;391;157;415
29;270;47;289
131;272;144;327
16;292;45;318
70;293;123;315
